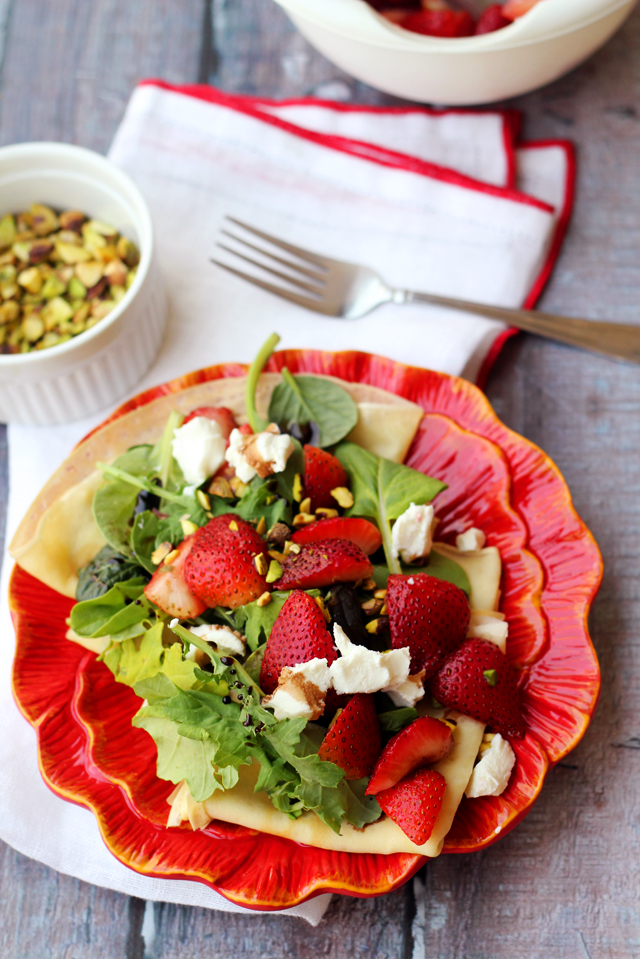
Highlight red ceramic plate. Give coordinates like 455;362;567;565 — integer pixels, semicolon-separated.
10;350;602;909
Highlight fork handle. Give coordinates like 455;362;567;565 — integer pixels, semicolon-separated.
402;291;640;364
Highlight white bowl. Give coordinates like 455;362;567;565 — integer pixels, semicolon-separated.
275;0;637;104
0;142;167;425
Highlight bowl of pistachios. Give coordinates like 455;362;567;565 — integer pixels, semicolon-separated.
0;142;167;425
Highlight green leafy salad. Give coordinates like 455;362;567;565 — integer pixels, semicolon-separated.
69;333;470;835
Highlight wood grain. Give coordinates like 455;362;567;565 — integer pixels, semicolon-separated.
0;0;640;955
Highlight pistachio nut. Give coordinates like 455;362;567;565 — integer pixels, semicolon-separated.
30;204;59;236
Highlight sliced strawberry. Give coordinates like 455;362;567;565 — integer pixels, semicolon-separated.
377;768;446;845
318;694;381;779
183;407;238;439
183;514;269;609
475;4;510;33
260;590;338;694
303;446;349;511
277;538;373;591
430;637;525;739
291;517;382;556
387;573;470;678
144;534;206;619
366;716;453;795
402;9;474;36
501;0;540;19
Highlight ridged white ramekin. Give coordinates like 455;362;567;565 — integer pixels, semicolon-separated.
275;0;637;104
0;142;167;425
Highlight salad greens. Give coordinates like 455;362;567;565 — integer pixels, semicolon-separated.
334;441;447;574
73;331;474;834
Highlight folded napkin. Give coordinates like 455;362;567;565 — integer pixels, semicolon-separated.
0;84;574;923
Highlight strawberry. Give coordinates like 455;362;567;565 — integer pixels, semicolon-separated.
387;574;470;678
291;516;382;556
376;768;446;845
430;637;525;739
318;694;381;779
402;9;474;36
260;590;338;694
501;0;540;19
277;538;373;591
183;407;238;439
303;445;349;512
475;4;510;33
183;514;269;609
144;534;207;619
366;716;453;795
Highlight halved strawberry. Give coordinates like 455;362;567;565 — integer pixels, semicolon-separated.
260;590;338;694
402;9;474;36
318;694;381;779
183;407;238;439
365;716;453;795
303;446;349;511
376;768;446;845
475;3;510;33
183;514;269;609
291;517;382;556
144;534;206;619
430;637;525;739
387;573;470;678
277;538;373;591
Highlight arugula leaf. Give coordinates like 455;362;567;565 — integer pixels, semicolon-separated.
268;369;358;448
133;712;223;800
244;644;266;684
334;441;447;574
69;578;149;638
93;446;157;555
76;545;148;601
104;623;223;692
372;549;470;595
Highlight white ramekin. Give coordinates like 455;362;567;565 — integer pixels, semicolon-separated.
0;142;167;425
274;0;637;104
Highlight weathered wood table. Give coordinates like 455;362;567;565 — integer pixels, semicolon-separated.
1;2;639;956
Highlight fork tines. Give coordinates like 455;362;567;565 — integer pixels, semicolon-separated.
211;216;332;312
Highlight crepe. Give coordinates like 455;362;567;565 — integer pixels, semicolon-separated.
9;373;424;598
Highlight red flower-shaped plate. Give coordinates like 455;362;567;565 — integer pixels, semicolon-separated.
10;350;602;910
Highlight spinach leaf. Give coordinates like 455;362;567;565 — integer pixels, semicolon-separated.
334;441;447;574
69;578;149;638
76;545;148;601
93;446;157;555
268;369;358;448
233;477;292;528
372;549;470;595
378;707;418;733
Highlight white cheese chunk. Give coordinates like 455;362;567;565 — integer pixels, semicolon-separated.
262;658;331;721
188;623;246;657
171;416;227;487
467;612;508;654
225;424;294;483
391;502;436;564
456;527;487;552
330;624;411;695
465;734;516;798
385;670;426;708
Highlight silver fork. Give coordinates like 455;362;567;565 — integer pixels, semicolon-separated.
212;217;640;365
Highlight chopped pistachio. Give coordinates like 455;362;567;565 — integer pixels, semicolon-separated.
41;275;67;300
110;285;126;303
40;331;62;349
67;276;87;300
82;225;107;253
12;242;31;264
59;210;85;231
331;486;354;509
30;203;59;236
117;235;140;267
90;299;116;320
196;490;211;511
180;519;199;536
0;215;16;249
72;302;91;324
17;267;43;295
0;301;20;324
265;560;283;584
16;212;33;231
0;282;18;300
126;268;137;290
42;296;74;330
75;260;103;288
87;219;118;238
55;240;91;264
23;316;45;342
256;591;271;608
104;258;127;286
254;553;269;576
57;265;75;284
96;243;119;263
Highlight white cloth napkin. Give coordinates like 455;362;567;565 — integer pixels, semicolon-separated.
0;84;573;922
